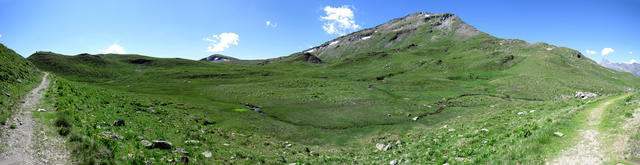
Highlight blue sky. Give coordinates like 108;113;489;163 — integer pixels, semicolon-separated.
0;0;638;63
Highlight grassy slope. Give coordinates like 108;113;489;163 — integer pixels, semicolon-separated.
0;43;41;126
26;13;640;164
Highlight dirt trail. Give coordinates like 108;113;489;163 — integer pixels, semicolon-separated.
0;73;70;165
547;95;627;165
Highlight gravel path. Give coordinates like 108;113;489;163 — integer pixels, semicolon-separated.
0;73;70;165
546;96;623;165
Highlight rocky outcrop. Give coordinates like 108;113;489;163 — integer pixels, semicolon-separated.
200;54;238;62
575;91;598;99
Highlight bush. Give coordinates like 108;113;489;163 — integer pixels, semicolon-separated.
9;124;16;129
58;127;70;136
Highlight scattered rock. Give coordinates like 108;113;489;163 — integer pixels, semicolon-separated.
328;149;341;153
575;91;597;99
141;140;152;148
376;143;385;150
309;151;319;156
37;108;46;112
396;140;402;147
481;128;489;132
184;139;200;144
151;140;173;149
530;110;535;113
383;144;393;151
412;117;419;121
16;79;22;83
224;143;230;146
456;157;465;162
554;132;564;137
4;93;10;97
172;148;189;155
517;111;527;115
202;151;212;158
390;159;398;165
112;119;125;126
101;131;123;139
448;128;455;132
386;114;392;117
285;143;292;147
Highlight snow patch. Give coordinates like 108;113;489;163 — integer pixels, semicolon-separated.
305;48;316;53
329;40;340;46
361;36;372;40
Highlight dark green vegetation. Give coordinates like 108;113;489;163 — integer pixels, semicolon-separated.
23;12;640;164
0;44;41;126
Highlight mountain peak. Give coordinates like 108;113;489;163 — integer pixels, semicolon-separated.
301;12;483;60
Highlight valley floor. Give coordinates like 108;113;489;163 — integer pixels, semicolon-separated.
0;73;70;165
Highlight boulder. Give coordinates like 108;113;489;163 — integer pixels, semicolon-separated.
172;148;189;155
383;144;393;151
390;159;398;165
152;140;173;149
309;151;319;156
112;119;125;126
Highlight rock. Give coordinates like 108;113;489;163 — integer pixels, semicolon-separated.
141;140;152;148
396;140;403;147
376;143;385;150
224;143;230;146
412;117;419;121
529;110;535;113
575;91;598;99
180;156;189;163
383;144;393;151
4;93;10;97
517;111;527;115
554;132;564;137
448;128;455;132
112;119;125;126
151;140;173;149
101;131;123;139
202;151;212;158
184;139;200;144
456;157;465;162
285;143;292;147
172;148;189;155
309;151;319;156
16;79;22;83
390;159;398;165
37;108;46;112
481;128;489;132
328;149;341;153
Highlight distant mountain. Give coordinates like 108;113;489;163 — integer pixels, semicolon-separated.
600;59;640;77
200;54;238;62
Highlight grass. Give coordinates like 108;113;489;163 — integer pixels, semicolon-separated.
16;11;640;164
0;43;41;129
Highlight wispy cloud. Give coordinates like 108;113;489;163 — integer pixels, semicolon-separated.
630;51;633;55
266;21;277;28
585;50;597;55
601;48;615;56
204;32;239;52
320;5;360;35
101;44;126;54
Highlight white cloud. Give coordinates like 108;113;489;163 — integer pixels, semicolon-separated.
320;5;361;35
0;34;2;38
204;32;239;52
101;44;126;54
630;51;633;55
625;59;637;64
585;50;597;55
266;21;277;28
601;48;615;56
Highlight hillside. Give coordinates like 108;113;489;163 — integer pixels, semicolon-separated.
0;44;42;125
26;12;640;164
600;59;640;77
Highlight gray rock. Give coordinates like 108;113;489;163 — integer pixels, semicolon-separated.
554;132;564;137
390;159;398;165
180;156;189;163
184;139;200;144
202;151;212;158
172;148;189;155
310;151;319;156
141;140;152;148
151;140;173;149
101;131;123;139
383;144;393;151
376;143;385;150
